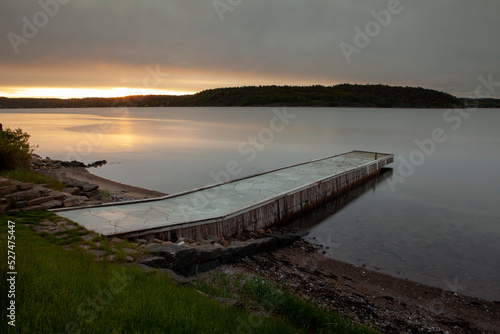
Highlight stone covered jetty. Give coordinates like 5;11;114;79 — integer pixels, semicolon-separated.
54;151;393;241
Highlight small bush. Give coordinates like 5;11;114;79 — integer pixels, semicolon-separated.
0;127;36;170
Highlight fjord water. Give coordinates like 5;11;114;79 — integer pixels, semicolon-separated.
2;107;499;300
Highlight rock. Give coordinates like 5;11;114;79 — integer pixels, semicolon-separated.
0;185;18;195
17;201;28;209
27;196;53;207
133;263;191;285
0;177;11;187
264;233;296;247
282;230;309;239
195;244;223;263
61;160;86;168
139;256;168;269
65;179;88;189
220;241;259;264
122;248;139;255
31;156;44;167
4;190;30;201
63;187;81;195
85;200;103;206
40;220;56;226
83;189;102;199
110;237;123;244
86;249;107;257
137;239;149;245
17;182;35;190
48;190;69;201
144;243;198;274
23;205;44;211
152;238;163;243
87;160;107;168
63;195;87;207
155;269;191;285
63;224;78;230
82;234;94;241
31;185;51;197
248;237;279;253
204;235;222;244
82;183;99;192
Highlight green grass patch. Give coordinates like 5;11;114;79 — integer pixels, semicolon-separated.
1;169;67;191
1;214;299;333
100;189;110;198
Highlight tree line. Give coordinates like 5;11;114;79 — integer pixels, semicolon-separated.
1;84;499;109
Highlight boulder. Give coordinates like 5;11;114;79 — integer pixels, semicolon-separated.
82;183;99;192
139;256;168;269
0;185;18;195
144;243;198;274
83;189;102;199
63;195;87;207
132;263;191;285
0;177;12;187
49;190;69;201
41;200;63;210
220;241;259;264
27;196;53;207
195;244;223;263
63;187;81;195
17;182;35;191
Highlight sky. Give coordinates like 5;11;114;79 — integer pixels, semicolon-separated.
1;0;499;99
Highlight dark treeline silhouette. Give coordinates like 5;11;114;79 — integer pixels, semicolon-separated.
1;84;499;109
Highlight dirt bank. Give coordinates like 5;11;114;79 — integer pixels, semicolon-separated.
207;239;500;333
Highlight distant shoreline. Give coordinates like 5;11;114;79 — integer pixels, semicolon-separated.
2;84;500;109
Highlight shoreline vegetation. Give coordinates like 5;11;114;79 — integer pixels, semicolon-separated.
1;84;500;109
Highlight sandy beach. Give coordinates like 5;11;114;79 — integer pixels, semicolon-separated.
45;166;167;200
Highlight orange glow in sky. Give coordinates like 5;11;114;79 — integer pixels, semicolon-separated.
0;87;195;99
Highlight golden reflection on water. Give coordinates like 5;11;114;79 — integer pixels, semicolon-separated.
0;111;227;157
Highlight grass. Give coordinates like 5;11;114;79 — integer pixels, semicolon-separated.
1;213;299;333
1;169;67;191
100;189;111;198
196;273;379;334
1;211;378;333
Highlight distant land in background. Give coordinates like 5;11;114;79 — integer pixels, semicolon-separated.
1;84;500;109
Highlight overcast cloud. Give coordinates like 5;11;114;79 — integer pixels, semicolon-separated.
1;0;499;97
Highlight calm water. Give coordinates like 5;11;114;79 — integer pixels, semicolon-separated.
1;107;499;300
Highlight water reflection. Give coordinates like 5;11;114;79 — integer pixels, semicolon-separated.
286;168;394;230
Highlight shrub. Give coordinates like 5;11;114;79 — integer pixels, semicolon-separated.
0;126;36;171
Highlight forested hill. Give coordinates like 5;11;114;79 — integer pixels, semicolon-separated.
1;84;498;109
